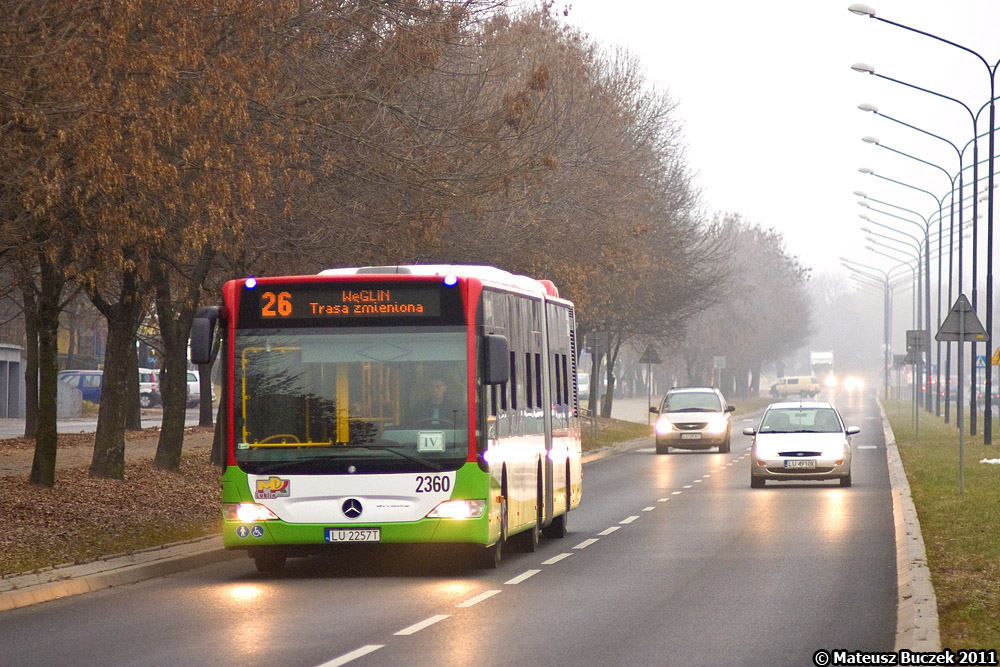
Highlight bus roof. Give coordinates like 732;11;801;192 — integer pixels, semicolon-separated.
318;265;560;298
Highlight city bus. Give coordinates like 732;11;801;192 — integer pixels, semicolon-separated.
189;265;582;572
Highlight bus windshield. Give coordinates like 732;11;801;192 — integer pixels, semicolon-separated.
233;326;469;474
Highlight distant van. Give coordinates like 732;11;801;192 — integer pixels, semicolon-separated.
769;375;820;398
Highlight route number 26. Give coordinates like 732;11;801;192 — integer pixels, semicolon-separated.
261;291;293;318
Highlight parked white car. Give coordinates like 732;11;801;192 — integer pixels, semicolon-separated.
186;369;215;407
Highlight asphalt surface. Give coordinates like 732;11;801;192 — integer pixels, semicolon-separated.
0;393;940;653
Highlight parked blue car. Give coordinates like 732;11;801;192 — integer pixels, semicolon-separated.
57;370;103;404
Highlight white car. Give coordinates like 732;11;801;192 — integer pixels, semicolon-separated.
138;368;160;408
649;386;734;454
744;401;858;488
186;369;215;407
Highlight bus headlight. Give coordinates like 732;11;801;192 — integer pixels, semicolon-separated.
224;503;280;523
426;499;486;520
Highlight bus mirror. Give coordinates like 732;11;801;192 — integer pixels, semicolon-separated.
190;306;222;365
483;334;510;385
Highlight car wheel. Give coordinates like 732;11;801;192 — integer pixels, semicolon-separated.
139;393;152;409
655;442;670;455
840;472;852;488
750;476;765;489
719;434;731;454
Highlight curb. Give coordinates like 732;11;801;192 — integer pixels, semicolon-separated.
0;536;241;612
877;397;941;651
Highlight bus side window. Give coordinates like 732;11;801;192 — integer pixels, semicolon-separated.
509;351;518;410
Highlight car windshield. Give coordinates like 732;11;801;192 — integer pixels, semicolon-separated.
662;391;721;412
760;407;841;434
233;327;469;474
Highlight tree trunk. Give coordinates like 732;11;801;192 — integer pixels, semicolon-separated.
22;288;39;439
90;313;139;480
125;342;142;430
28;262;64;488
88;268;146;480
198;362;213;427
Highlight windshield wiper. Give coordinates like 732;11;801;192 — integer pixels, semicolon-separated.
339;444;444;471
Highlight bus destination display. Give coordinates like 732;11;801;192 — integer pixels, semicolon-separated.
252;285;442;321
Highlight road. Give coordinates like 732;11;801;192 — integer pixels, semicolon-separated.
0;388;895;666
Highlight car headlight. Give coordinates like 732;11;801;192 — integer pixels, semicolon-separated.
654;416;674;434
706;416;728;435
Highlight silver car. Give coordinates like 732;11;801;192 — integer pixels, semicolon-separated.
744;401;858;488
649;386;734;454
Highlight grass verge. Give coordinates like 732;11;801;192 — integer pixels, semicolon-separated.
883;398;1000;650
580;415;651;452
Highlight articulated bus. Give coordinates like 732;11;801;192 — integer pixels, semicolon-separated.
189;265;582;572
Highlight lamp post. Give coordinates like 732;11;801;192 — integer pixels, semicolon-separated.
859;136;949;416
849;2;998;442
858;154;961;422
841;257;901;400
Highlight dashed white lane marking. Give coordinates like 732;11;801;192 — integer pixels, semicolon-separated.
574;538;600;549
702;474;712;477
598;526;621;536
671;491;682;495
456;590;501;608
683;484;693;489
505;569;541;585
620;515;640;524
318;644;384;667
642;506;655;512
658;497;671;502
395;615;450;636
858;445;877;450
542;553;573;565
693;479;703;483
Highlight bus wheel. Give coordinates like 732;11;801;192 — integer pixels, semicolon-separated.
543;461;571;539
516;470;542;552
479;496;506;568
251;548;287;574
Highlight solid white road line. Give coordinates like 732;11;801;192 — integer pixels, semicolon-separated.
395;615;450;636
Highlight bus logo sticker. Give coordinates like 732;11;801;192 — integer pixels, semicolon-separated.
256;476;290;499
342;498;363;518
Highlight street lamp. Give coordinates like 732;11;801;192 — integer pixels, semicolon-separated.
849;2;999;443
852;64;986;434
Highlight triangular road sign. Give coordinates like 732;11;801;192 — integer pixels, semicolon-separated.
936;294;988;342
